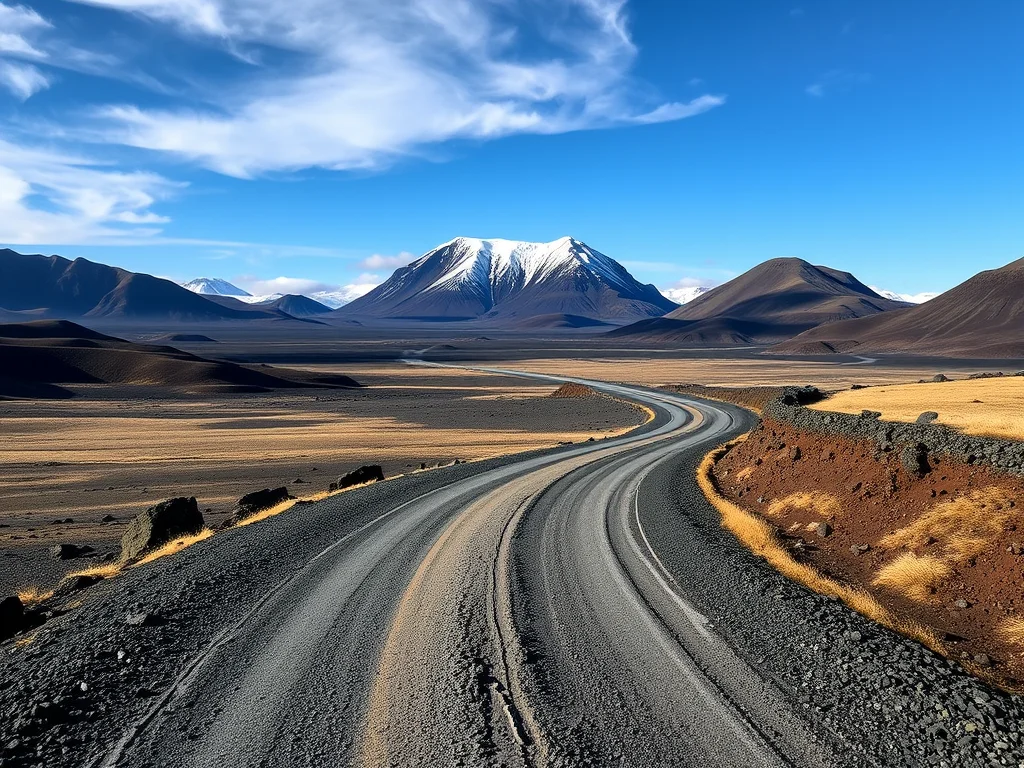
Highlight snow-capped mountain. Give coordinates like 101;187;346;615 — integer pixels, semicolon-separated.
339;236;677;323
182;277;252;297
868;286;939;304
660;285;710;305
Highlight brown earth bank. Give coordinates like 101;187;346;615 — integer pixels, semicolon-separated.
713;418;1024;688
0;365;646;596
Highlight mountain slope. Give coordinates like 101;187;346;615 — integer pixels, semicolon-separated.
772;256;1024;357
611;257;910;344
0;320;359;399
337;237;677;323
264;294;334;317
183;278;252;297
0;250;261;321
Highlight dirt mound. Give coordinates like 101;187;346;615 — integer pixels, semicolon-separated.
508;313;612;330
714;419;1024;687
548;382;599;398
613;257;908;344
155;333;218;343
263;295;333;317
772;256;1024;357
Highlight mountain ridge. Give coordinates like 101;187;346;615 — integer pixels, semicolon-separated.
337;236;677;323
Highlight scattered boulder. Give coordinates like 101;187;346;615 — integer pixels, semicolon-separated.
52;574;104;598
968;371;1003;380
337;465;385;490
915;411;939;425
0;595;24;638
233;487;293;522
900;443;931;478
119;497;204;563
48;543;93;560
125;611;165;627
788;446;802;461
931;374;950;383
815;521;833;538
850;543;871;555
100;514;117;523
954;599;970;609
859;410;882;420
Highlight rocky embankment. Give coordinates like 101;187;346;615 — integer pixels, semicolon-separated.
713;386;1024;687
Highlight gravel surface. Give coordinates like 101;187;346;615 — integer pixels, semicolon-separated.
2;372;1023;767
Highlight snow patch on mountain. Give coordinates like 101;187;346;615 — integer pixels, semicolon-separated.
660;285;710;304
183;277;251;297
423;236;635;296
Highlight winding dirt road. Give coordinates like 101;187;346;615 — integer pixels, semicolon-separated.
81;372;837;768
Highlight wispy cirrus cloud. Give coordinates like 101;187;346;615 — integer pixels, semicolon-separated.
0;137;182;243
67;0;724;178
0;59;48;98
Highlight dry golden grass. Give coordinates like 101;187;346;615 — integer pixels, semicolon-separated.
997;617;1024;646
810;377;1024;439
880;488;1016;562
872;553;950;602
17;586;53;605
67;562;122;580
132;529;215;566
766;491;842;521
698;446;942;652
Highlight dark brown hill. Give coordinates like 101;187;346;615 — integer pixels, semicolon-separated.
0;320;359;399
772;257;1024;357
0;249;263;321
610;258;909;344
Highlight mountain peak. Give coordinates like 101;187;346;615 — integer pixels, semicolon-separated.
340;236;676;322
183;277;252;298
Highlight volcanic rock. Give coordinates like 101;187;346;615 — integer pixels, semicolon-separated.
119;497;204;563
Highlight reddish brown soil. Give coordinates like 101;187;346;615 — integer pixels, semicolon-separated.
714;419;1024;687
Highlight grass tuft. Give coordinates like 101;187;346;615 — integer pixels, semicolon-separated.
997;617;1024;646
880;488;1015;562
872;553;950;602
132;529;215;566
766;491;842;521
17;586;54;606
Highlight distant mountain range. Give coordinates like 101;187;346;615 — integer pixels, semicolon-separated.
337;237;677;323
0;249;263;322
182;277;361;309
611;258;911;344
773;256;1024;357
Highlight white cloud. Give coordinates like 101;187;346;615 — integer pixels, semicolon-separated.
0;2;50;58
359;252;416;270
868;285;940;304
232;274;381;306
806;69;869;98
234;276;338;296
0;59;48;98
67;0;725;177
0;137;181;243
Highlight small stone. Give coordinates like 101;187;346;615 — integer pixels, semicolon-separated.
815;521;833;538
125;611;165;627
972;653;992;668
954;599;970;609
916;411;939;425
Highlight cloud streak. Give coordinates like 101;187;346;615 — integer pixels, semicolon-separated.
69;0;724;177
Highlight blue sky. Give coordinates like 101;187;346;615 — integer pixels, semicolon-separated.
0;0;1020;299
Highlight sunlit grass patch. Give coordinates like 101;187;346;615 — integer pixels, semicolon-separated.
880;487;1016;562
17;586;54;606
872;553;950;602
766;491;842;521
132;529;215;566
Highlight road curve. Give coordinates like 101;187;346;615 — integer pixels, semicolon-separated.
80;370;832;768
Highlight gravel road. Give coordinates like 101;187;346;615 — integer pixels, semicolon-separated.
3;371;1024;768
